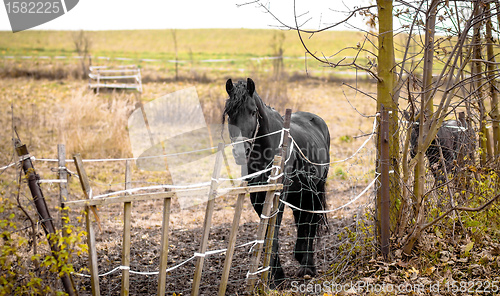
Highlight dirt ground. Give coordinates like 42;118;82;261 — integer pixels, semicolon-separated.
66;174;373;295
37;79;375;295
0;78;376;295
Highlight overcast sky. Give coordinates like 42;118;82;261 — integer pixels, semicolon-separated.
1;0;370;31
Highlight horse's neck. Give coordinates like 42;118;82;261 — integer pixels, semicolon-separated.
248;105;283;173
264;107;284;135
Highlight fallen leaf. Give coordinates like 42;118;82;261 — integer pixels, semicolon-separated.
396;260;408;268
425;266;435;276
464;241;474;256
435;228;443;238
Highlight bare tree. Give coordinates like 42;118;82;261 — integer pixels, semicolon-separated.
243;0;500;259
72;30;92;78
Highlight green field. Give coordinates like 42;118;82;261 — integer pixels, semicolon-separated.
0;29;379;79
0;29;367;59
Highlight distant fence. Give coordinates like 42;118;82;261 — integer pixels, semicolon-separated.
1;54;378;78
88;65;142;94
1;54;304;64
1;54;374;66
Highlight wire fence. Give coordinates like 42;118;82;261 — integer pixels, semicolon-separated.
0;119;379;295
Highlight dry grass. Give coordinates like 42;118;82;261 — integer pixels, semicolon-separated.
0;74;378;295
59;90;136;159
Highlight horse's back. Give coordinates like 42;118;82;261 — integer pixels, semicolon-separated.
289;111;330;164
439;120;468;150
290;112;330;143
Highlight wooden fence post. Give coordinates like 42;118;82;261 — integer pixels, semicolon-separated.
15;140;76;296
379;110;391;259
73;154;101;296
121;160;132;296
157;190;172;295
218;181;248;296
261;109;291;287
247;155;282;293
58;144;70;235
191;143;225;296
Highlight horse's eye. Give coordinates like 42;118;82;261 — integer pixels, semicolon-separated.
251;110;257;116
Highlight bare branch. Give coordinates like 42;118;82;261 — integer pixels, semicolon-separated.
420;192;500;231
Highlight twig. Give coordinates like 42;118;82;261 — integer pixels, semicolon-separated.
342;82;377;102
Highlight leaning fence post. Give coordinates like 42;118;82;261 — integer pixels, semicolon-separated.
191;143;225;296
379;110;390;259
261;109;292;287
15;139;76;296
247;155;282;293
73;154;101;296
218;181;248;296
121;160;132;296
57;144;70;235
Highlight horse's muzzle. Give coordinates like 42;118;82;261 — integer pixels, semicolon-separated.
232;142;251;165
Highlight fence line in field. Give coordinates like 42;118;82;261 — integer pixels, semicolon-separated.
1;130;288;169
67;173;379;280
1;54;335;64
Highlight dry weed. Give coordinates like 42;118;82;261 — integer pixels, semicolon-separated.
59;89;135;158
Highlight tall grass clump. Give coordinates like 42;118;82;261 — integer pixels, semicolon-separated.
59;89;135;159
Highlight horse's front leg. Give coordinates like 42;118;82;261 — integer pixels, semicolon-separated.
293;210;318;278
251;192;285;287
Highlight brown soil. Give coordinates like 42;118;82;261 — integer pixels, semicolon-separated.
68;181;370;295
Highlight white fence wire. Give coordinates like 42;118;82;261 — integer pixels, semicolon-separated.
0;117;378;294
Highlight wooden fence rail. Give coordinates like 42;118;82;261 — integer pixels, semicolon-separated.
65;143;284;296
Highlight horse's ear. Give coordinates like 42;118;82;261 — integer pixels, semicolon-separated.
226;79;234;95
247;78;255;97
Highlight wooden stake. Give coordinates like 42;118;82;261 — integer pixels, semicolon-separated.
261;108;291;286
157;196;171;296
191;143;225;296
247;155;282;293
57;144;69;235
15;140;76;296
121;160;132;296
74;154;101;296
218;181;248;296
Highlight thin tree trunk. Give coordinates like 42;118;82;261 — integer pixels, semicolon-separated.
376;0;400;243
412;0;439;236
422;0;439;116
485;2;500;157
472;1;490;164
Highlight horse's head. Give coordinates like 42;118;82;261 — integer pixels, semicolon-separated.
223;78;261;165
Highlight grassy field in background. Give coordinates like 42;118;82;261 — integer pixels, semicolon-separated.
0;29;368;59
0;28;378;182
0;29;379;79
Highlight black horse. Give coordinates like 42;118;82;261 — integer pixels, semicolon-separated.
407;114;470;183
223;78;330;285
